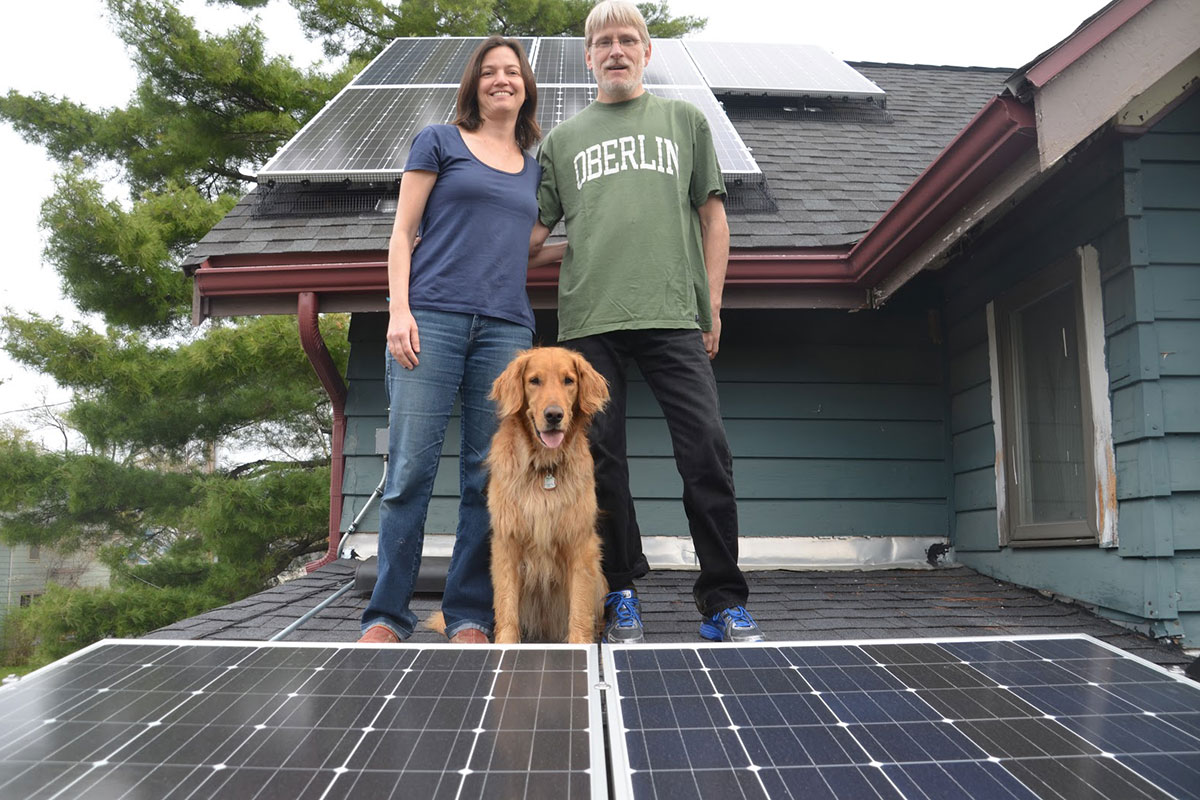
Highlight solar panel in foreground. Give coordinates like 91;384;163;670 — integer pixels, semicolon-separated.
604;635;1200;800
0;640;604;800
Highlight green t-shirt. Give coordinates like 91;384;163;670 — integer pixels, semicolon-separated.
537;91;726;341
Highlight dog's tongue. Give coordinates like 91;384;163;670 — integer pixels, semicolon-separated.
540;430;566;449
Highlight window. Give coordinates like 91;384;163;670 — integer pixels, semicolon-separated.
19;593;40;608
28;545;40;561
991;249;1113;546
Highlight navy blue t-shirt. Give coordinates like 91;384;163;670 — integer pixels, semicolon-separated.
404;125;540;331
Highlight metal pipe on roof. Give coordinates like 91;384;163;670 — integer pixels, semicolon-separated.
268;579;355;641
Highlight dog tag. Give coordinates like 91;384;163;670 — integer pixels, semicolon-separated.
543;473;556;490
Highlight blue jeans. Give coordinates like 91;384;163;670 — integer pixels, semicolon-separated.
362;310;532;640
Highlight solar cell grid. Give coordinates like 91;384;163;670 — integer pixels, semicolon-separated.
260;87;458;181
0;640;604;800
262;36;762;183
532;38;704;87
5;635;1195;800
604;636;1200;800
536;86;598;132
356;37;537;86
642;39;705;86
533;38;595;85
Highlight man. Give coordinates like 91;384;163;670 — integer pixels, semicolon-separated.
529;0;764;644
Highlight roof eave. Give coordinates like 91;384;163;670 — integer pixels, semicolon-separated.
1020;0;1156;91
192;248;864;322
847;94;1038;292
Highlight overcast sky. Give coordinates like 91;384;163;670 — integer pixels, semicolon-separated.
1;0;1109;440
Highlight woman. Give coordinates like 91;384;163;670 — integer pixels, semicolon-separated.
360;37;542;645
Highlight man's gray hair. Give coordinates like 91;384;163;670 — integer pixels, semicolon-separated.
584;1;650;46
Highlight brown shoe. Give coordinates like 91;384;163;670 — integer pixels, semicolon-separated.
358;625;401;644
449;628;489;644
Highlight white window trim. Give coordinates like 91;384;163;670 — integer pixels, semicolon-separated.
986;244;1119;548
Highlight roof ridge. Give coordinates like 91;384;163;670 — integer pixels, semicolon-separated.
848;60;1014;73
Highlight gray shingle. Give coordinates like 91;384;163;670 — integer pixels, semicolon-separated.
144;560;1192;670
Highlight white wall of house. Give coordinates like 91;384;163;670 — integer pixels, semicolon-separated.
0;543;110;625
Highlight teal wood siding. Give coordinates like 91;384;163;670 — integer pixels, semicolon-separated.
339;297;950;540
944;94;1200;643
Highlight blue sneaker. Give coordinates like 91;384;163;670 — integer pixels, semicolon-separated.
604;589;645;643
700;606;765;643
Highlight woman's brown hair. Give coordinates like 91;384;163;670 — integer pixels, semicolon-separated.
454;36;541;151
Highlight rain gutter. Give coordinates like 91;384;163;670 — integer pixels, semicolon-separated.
848;94;1037;296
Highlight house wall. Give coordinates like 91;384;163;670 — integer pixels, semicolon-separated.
945;94;1200;644
339;288;950;545
0;543;110;627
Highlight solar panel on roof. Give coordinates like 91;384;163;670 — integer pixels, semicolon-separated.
260;87;458;182
259;35;769;185
0;640;605;800
603;635;1200;800
649;87;760;177
683;41;886;101
356;37;538;86
536;86;598;133
641;39;706;87
533;38;595;86
533;38;704;87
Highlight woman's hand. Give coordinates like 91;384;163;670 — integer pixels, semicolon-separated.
387;308;421;369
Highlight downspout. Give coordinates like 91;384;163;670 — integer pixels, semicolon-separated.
297;291;348;571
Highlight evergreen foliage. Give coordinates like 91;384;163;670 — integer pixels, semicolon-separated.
1;584;224;668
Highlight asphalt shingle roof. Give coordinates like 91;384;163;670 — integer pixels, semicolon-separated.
146;560;1192;671
182;63;1011;268
728;63;1009;248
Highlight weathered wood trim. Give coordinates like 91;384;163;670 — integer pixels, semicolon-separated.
986;302;1007;547
1080;245;1120;546
1033;0;1199;169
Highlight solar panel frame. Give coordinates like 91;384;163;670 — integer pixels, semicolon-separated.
0;639;607;800
683;40;887;101
603;634;1200;800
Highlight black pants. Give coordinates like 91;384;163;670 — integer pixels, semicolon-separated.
568;328;749;616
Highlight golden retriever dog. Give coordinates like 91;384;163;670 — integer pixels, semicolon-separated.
486;347;610;644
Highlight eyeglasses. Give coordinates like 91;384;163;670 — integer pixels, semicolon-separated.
589;36;642;53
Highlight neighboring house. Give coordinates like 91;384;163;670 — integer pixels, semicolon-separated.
0;542;110;626
182;0;1200;645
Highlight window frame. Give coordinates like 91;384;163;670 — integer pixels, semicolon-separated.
992;253;1101;547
